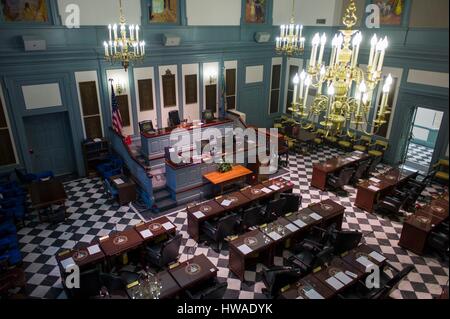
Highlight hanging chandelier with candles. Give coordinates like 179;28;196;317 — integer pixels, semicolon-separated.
289;0;392;136
103;0;145;71
276;0;305;56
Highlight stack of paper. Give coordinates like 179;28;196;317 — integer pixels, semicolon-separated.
238;244;252;255
162;222;174;230
369;251;386;263
285;223;299;233
310;213;323;221
193;211;205;219
114;178;125;185
356;256;375;271
293;219;307;228
325;277;344;291
334;272;352;285
268;232;282;241
61;257;76;270
261;188;272;194
140;229;153;239
87;245;101;255
221;200;232;207
304;288;325;300
368;185;380;192
269;185;281;191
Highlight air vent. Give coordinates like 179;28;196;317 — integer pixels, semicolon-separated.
316;19;326;25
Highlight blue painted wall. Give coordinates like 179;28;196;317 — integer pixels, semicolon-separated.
0;0;448;175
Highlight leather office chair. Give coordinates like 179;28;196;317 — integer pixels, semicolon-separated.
202;110;215;123
262;266;303;298
338;264;415;299
427;222;449;262
145;234;182;268
327;166;355;193
280;193;302;215
329;230;363;256
351;159;372;185
14;168;54;185
289;246;335;274
186;279;228;299
263;198;287;223
139;120;155;133
168;110;181;127
201;214;239;252
68;269;127;299
376;189;408;216
401;171;435;211
239;205;266;232
366;155;383;176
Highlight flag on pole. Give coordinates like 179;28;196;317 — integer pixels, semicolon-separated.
111;84;123;136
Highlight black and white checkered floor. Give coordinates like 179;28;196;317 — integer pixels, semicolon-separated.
17;146;449;299
407;143;435;168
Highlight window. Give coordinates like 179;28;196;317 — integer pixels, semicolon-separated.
0;97;16;166
225;69;237;110
79;81;103;139
138;79;154;111
269;64;282;114
286;65;299;113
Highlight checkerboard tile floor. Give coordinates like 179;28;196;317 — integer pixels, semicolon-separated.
407;143;434;168
15;146;449;299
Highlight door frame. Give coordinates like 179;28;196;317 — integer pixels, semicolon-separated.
388;88;449;169
5;73;84;176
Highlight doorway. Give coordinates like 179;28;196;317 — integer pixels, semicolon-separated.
23;112;76;176
404;106;444;173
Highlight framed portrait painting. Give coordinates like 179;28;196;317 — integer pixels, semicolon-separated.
245;0;267;24
372;0;405;26
1;0;49;23
148;0;178;24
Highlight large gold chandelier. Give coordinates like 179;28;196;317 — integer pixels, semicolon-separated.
103;0;145;71
290;0;392;136
276;0;305;57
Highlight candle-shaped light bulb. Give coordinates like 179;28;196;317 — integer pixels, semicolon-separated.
359;81;367;93
295;25;300;36
299;70;306;99
386;74;393;86
376;37;388;71
383;83;390;94
317;33;327;66
113;24;118;39
328;84;335;96
310;33;321;67
136;25;140;42
335;34;344;66
320;66;326;76
108;24;112;41
103;41;109;56
292;73;299;104
293;73;300;85
368;34;378;68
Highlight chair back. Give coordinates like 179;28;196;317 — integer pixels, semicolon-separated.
200;282;228;299
354;159;371;180
168;110;181;127
216;214;239;241
312;247;335;269
75;268;102;299
337;167;355;186
265;198;287;220
281;193;302;214
262;266;303;297
160;234;182;266
241;205;265;229
139;120;154;133
367;156;382;174
332;231;363;255
361;135;372;144
374;140;389;151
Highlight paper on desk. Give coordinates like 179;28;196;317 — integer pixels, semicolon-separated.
304;288;325;300
238;244;252;255
61;257;75;270
334;272;353;285
309;213;323;221
293;219;307;228
285;223;299;233
193;211;205;219
325;276;345;291
268;231;282;241
140;229;153;239
93;138;102;143
87;245;101;255
269;185;281;191
114;178;125;185
261;188;272;194
345;271;358;279
162;222;175;230
356;256;375;271
221;200;232;207
368;185;380;192
370;178;381;183
369;251;386;263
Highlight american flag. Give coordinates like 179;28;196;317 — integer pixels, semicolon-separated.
111;84;123;136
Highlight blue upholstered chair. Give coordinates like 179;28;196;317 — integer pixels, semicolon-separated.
0;248;22;266
97;157;124;180
15;168;54;184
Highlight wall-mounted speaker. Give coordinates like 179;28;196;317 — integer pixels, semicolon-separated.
22;36;47;51
163;34;181;46
254;32;271;43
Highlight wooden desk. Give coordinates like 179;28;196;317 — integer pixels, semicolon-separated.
99;228;143;259
187;200;226;241
313;258;363;295
203;165;253;194
259;217;300;246
262;177;294;194
341;244;387;274
110;175;137;206
228;229;275;281
56;243;105;278
355;168;418;213
399;198;449;255
284;208;322;234
280;273;335;299
215;191;251;211
169;254;218;290
126;270;181;299
311;152;369;190
30;180;68;221
308;199;346;230
240;184;272;202
135;216;177;243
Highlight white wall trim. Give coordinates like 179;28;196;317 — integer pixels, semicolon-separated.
407;69;449;88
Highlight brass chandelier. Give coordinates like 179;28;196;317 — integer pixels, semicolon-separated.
289;0;392;136
103;0;145;71
276;0;305;57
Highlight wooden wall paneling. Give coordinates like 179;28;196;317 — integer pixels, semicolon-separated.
116;95;131;126
205;84;217;112
79;81;100;116
185;74;198;105
138;79;154;111
162;71;177;107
